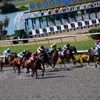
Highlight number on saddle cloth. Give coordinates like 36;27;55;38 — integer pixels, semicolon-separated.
93;47;99;55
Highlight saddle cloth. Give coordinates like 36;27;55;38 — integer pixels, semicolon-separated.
93;47;99;55
3;58;6;63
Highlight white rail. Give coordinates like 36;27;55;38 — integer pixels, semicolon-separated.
0;33;99;47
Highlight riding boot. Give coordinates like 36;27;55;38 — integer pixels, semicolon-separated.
5;57;7;63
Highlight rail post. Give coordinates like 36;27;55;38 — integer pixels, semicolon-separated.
9;41;13;48
74;36;76;44
46;38;50;46
87;35;91;43
22;41;25;47
59;37;63;45
34;39;37;46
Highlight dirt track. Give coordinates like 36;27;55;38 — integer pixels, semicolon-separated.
0;63;100;100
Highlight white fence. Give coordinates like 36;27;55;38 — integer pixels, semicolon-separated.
0;33;99;48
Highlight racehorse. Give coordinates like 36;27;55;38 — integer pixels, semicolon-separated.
51;49;58;68
8;50;32;75
45;48;59;68
30;53;48;78
58;46;77;67
0;53;17;73
88;47;100;67
24;51;52;75
23;52;49;78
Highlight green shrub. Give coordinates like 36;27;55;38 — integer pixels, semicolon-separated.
89;28;100;39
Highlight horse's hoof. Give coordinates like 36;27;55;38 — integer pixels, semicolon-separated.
95;65;97;68
26;71;29;73
74;62;76;65
31;74;34;77
67;68;70;70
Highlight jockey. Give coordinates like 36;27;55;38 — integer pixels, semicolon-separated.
57;46;62;52
49;43;57;54
3;48;12;61
31;52;38;61
95;40;100;52
62;43;70;56
27;52;38;65
18;50;26;58
37;45;45;54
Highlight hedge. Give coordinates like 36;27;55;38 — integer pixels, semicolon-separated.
88;27;100;39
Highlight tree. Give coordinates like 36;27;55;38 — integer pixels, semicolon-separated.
3;16;9;30
2;0;7;6
0;16;9;39
0;21;3;40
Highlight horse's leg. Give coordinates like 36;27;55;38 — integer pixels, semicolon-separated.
13;65;16;73
72;56;76;65
1;63;4;73
60;60;62;67
40;67;44;77
1;65;3;73
88;55;91;65
17;65;20;75
42;62;45;71
34;69;38;78
26;66;29;73
30;66;34;77
46;60;52;68
62;60;66;68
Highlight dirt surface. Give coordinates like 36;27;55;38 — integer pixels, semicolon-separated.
0;63;100;100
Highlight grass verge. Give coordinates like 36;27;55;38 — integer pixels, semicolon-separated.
0;39;96;55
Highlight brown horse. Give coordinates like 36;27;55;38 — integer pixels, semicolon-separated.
24;51;52;76
58;46;77;67
8;50;32;75
30;54;45;78
51;49;58;68
0;53;17;73
88;47;100;67
45;48;59;68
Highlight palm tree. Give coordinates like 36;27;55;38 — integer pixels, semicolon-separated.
0;21;3;40
3;16;9;30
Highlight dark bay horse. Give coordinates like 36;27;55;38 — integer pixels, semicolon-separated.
88;47;100;67
0;53;17;73
58;46;77;67
39;51;52;71
30;54;46;78
24;52;50;78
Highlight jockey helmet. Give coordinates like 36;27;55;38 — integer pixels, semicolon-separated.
66;43;70;47
7;48;10;52
64;45;67;49
23;50;26;54
53;43;56;46
34;52;37;55
40;45;44;49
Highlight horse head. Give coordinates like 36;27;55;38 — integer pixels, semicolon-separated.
24;50;32;59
